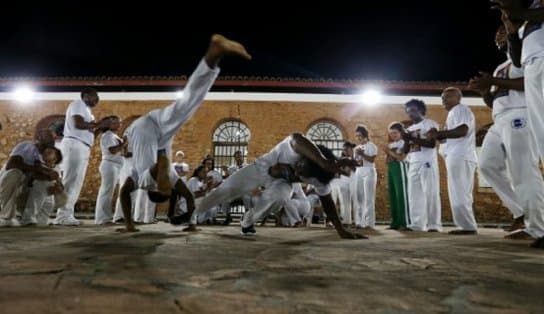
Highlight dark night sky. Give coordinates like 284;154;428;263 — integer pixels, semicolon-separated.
0;1;507;82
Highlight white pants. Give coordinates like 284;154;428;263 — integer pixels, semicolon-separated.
23;180;67;225
407;160;442;231
480;109;544;238
353;167;377;227
525;57;544;158
282;197;312;226
127;59;219;185
244;180;292;228
0;169;26;220
336;175;352;224
94;160;121;224
445;157;477;231
113;158;136;221
190;164;277;226
56;138;90;220
133;189;156;223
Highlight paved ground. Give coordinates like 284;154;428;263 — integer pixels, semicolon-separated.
0;221;543;314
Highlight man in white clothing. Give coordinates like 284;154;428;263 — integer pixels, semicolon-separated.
403;99;442;232
185;133;364;239
470;23;544;245
428;88;478;235
54;88;110;226
118;34;251;232
0;131;60;227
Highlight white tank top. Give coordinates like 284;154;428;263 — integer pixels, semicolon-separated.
521;0;544;65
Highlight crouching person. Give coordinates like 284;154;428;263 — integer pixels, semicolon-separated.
0;139;60;227
21;147;67;226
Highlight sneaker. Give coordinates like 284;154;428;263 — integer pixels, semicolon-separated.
241;225;257;236
20;217;38;226
0;219;12;227
53;216;81;226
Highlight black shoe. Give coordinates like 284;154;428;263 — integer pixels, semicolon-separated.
241;225;257;236
223;216;233;226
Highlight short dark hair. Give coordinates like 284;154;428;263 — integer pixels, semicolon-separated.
80;88;98;99
355;125;369;138
343;141;356;148
192;165;207;178
405;99;427;116
303;145;337;184
233;150;243;156
201;157;215;169
388;122;405;133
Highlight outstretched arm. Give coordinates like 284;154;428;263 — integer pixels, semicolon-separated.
320;194;367;239
429;125;469;140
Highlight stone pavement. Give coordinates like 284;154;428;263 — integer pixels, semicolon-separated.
0;222;543;314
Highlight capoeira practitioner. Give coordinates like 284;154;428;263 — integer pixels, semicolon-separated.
118;34;251;232
0;131;60;227
21;146;67;226
403;99;442;232
469;23;544;245
95;116;126;225
353;125;378;229
54;88;110;225
383;122;409;230
427;88;479;235
495;0;544;248
185;133;364;239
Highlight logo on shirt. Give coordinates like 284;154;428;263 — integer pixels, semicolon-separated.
511;118;527;129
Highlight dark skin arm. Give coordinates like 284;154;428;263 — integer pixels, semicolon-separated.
428;125;469;140
108;138;127;155
73;115;96;131
354;147;376;165
291;133;337;173
174;180;195;216
118;177;138;232
319;194;367;239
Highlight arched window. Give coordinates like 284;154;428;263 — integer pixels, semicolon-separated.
212;120;251;170
306;121;345;157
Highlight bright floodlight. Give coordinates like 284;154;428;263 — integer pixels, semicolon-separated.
360;89;382;106
13;86;35;103
175;90;184;99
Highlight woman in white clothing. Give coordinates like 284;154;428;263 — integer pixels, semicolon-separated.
353;125;378;229
95;116;126;225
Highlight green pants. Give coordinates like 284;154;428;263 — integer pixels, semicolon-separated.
387;161;409;229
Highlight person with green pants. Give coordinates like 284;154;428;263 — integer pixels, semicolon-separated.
383;122;409;230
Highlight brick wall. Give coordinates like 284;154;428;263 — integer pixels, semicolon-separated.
0;98;511;222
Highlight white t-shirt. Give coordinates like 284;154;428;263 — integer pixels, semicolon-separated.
492;59;526;120
406;119;439;163
441;104;478;162
520;0;544;65
186;177;204;194
228;162;247;175
63;98;95;146
207;170;223;185
100;131;123;164
10;141;44;166
173;162;189;174
354;141;377;168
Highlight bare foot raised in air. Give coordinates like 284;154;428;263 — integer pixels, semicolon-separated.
205;34;252;67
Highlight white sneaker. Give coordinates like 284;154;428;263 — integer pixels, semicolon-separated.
20;217;37;226
53;216;81;226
